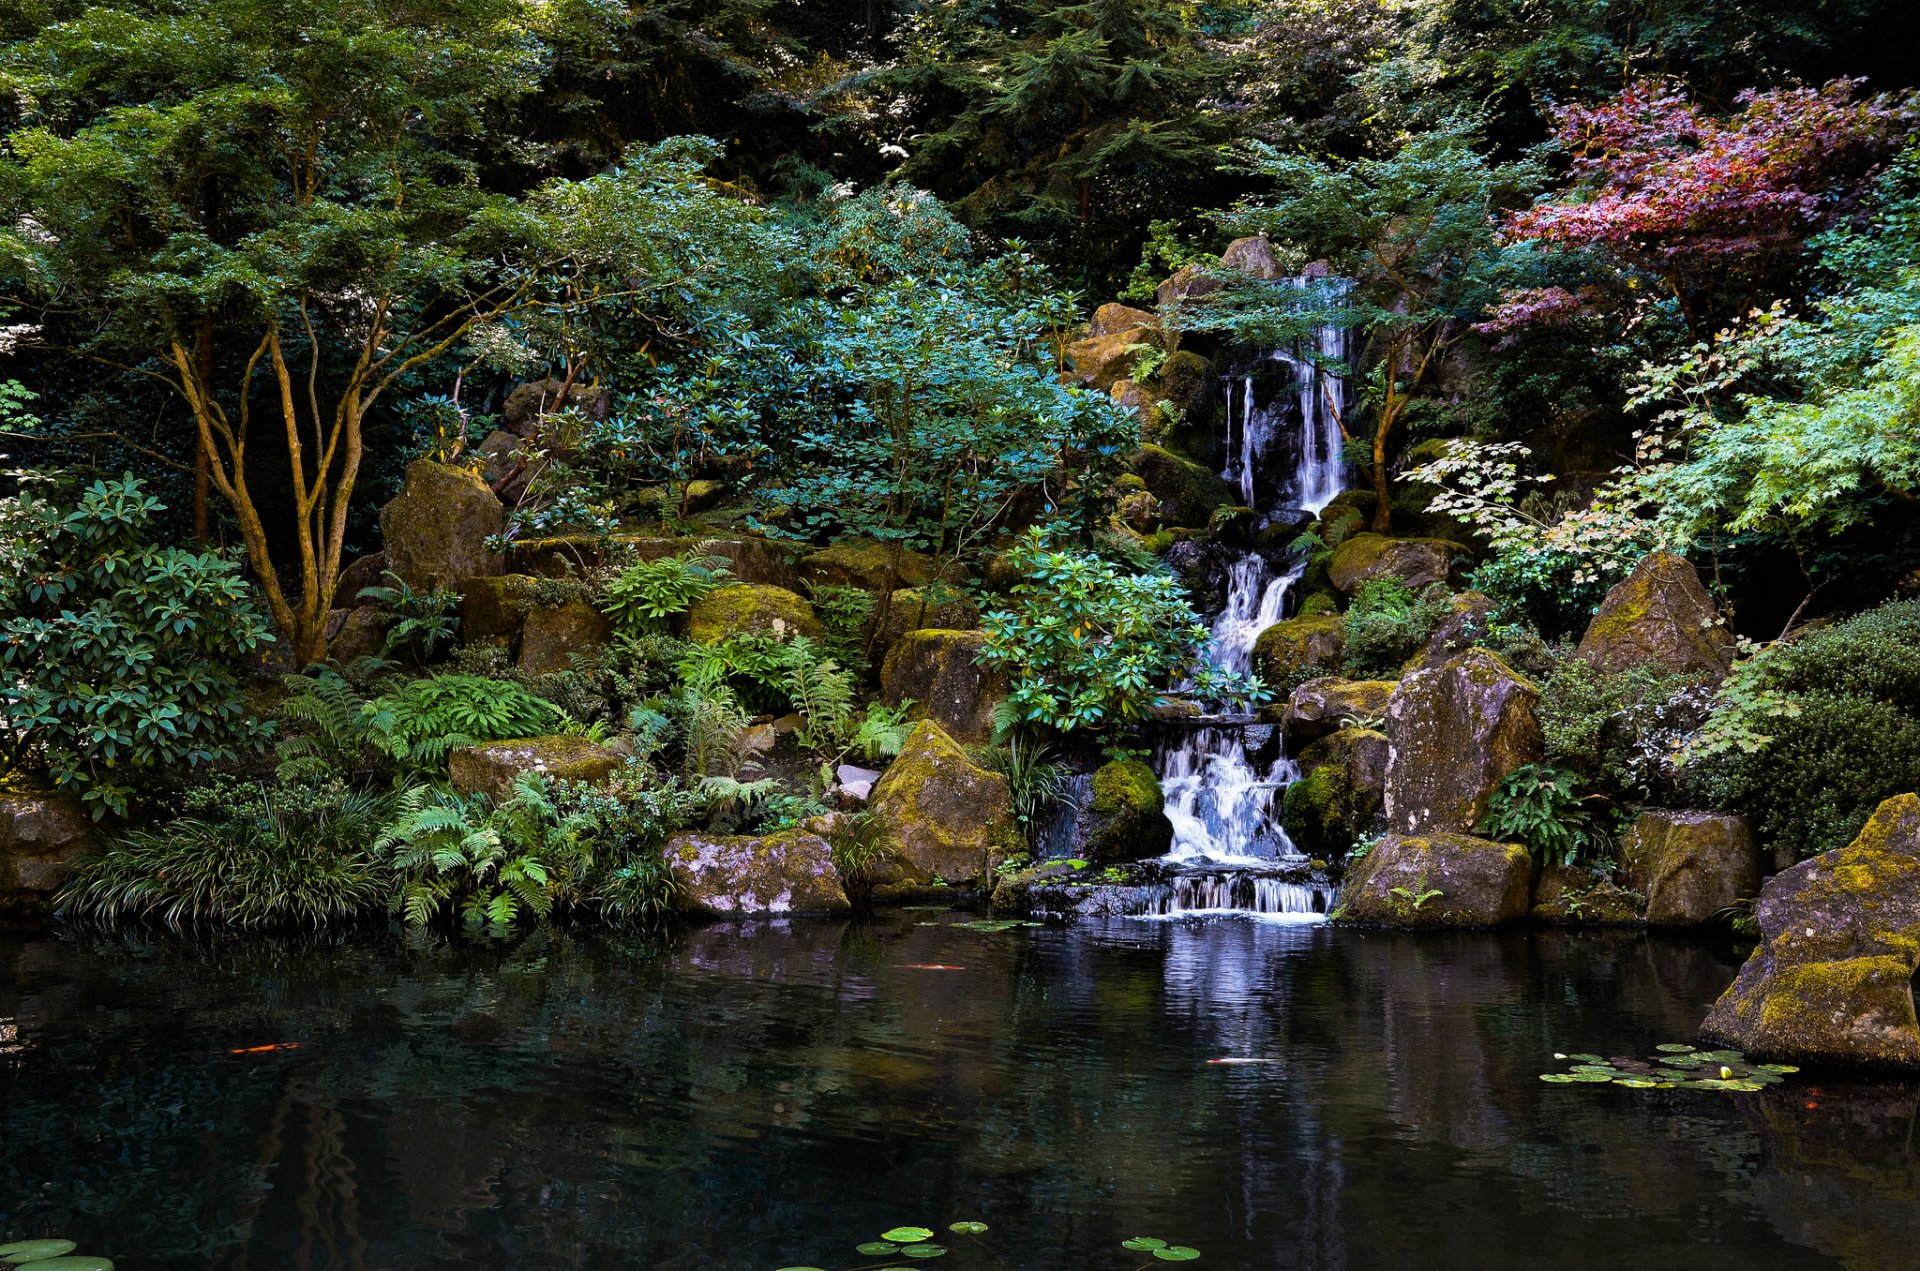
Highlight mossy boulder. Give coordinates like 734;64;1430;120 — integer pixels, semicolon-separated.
1252;615;1344;688
504;533;800;588
1157;262;1224;309
799;541;956;593
327;605;389;664
1220;234;1284;279
683;584;823;645
335;551;390;606
869;587;981;661
1130;444;1239;528
0;789;93;908
1081;758;1175;863
1336;831;1532;928
1405;590;1495;672
458;574;543;647
1088;302;1158;337
880;629;1009;745
1068;325;1165;392
866;721;1022;884
379;459;504;590
1283;676;1396;743
1384;649;1542;836
1156;350;1215;426
667;827;850;916
501;377;611;435
1297;592;1341;618
1281;727;1388;860
1529;863;1646;925
1701;793;1920;1069
519;599;613;676
1327;533;1461;595
1577;551;1734;678
1621;809;1760;927
448;735;622;800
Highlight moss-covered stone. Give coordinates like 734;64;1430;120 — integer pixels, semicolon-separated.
519;599;614;676
1082;758;1174;863
682;583;823;645
1068;325;1165;391
799;540;958;593
868;587;981;660
1156;350;1215;427
448;735;621;800
1327;533;1462;594
667;827;850;916
379;459;504;589
1530;863;1646;925
1283;676;1396;743
1282;727;1388;860
459;574;543;647
327;605;389;664
880;629;1009;745
1384;648;1542;836
1252;615;1344;688
1576;551;1734;678
1297;592;1341;618
1621;809;1759;927
1336;831;1531;928
866;721;1022;884
1088;302;1158;337
0;789;93;910
1130;444;1239;528
1701;793;1920;1068
505;533;800;587
1405;590;1495;672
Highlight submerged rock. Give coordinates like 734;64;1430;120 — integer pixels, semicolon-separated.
866;721;1021;884
1081;758;1174;863
667;828;850;916
881;629;1008;746
1701;794;1920;1068
1252;614;1344;687
1621;809;1760;927
379;459;504;590
1283;676;1396;742
0;790;93;908
682;584;823;645
1384;649;1542;836
1337;832;1531;928
1327;533;1461;595
1576;551;1734;678
449;736;622;800
1281;727;1388;860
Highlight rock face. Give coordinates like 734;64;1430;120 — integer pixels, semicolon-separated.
667;828;850;916
1281;727;1388;859
799;541;952;593
1384;649;1542;836
1081;758;1174;863
866;721;1021;884
459;574;542;647
0;790;93;905
335;551;390;606
328;605;389;664
682;584;823;645
1577;551;1734;677
1328;533;1460;594
518;600;613;676
1220;235;1284;280
1252;615;1344;689
1067;325;1165;392
449;736;622;800
1088;302;1157;338
1621;810;1760;927
379;459;505;590
1283;677;1396;742
1529;863;1646;925
1130;444;1238;528
1701;794;1920;1068
881;629;1009;746
1337;832;1532;928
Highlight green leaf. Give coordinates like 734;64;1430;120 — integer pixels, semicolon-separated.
947;1222;988;1235
0;1242;78;1262
1122;1238;1167;1251
881;1228;934;1244
855;1243;899;1256
1153;1247;1201;1262
902;1246;946;1259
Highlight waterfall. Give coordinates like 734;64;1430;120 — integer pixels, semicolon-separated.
1145;276;1348;917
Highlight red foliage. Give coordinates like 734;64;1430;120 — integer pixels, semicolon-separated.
1500;79;1916;333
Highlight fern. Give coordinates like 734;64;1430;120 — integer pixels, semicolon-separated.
357;570;461;664
785;637;857;754
848;699;915;764
600;551;732;632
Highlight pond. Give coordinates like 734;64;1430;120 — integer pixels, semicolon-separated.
2;917;1917;1270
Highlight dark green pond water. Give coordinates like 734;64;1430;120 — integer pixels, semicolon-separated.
2;917;1916;1270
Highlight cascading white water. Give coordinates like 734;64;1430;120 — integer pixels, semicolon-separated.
1148;277;1349;916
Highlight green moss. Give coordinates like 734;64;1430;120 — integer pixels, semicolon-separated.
682;583;823;644
868;721;1023;882
1757;956;1917;1048
1253;614;1344;688
1298;592;1341;618
1129;443;1238;527
802;540;948;592
1092;758;1163;817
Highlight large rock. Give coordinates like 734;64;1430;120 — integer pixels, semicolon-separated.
1621;810;1760;927
1407;591;1495;672
1067;325;1165;392
1156;263;1224;309
1282;677;1396;742
866;722;1021;884
1220;235;1284;280
1384;649;1542;835
335;551;390;606
881;629;1009;745
449;736;622;800
1576;551;1735;678
799;541;955;593
458;574;543;647
682;584;823;645
1337;832;1532;928
327;605;389;664
501;377;611;436
0;790;93;906
667;828;850;916
1327;533;1461;594
868;587;980;660
1088;302;1158;337
1252;614;1344;688
505;534;799;588
1281;727;1388;859
1130;444;1238;528
380;459;505;590
519;600;613;676
1081;758;1174;863
1701;794;1920;1068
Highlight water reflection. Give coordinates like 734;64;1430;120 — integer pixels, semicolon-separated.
0;921;1913;1270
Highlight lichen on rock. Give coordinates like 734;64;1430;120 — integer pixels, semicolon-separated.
682;583;823;645
865;721;1021;885
881;629;1008;745
1576;551;1734;678
448;735;621;801
667;827;850;916
1283;676;1396;743
1327;533;1461;595
1281;727;1388;859
1384;648;1542;836
379;459;504;590
1252;615;1344;688
1621;809;1759;927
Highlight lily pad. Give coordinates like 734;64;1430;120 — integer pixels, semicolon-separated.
1153;1247;1202;1262
948;1222;988;1235
0;1244;78;1264
1759;1064;1801;1074
1566;1072;1614;1082
855;1243;900;1256
882;1228;935;1244
12;1263;111;1271
775;1266;826;1270
902;1246;946;1259
1612;1077;1660;1088
1539;1073;1580;1083
1654;1043;1696;1053
1566;1053;1604;1063
1122;1238;1168;1251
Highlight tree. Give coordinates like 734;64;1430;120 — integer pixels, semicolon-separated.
1206;119;1539;532
0;0;773;663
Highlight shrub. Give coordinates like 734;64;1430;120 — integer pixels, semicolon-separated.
807;583;876;670
979;526;1268;730
1537;657;1708;801
1695;599;1920;858
1340;578;1450;675
0;475;274;816
600;551;732;633
58;779;391;928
